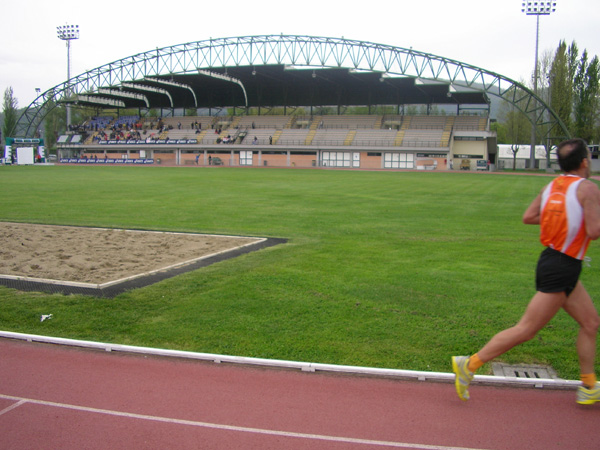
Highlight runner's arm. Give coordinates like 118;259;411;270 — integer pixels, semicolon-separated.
523;192;542;225
579;180;600;240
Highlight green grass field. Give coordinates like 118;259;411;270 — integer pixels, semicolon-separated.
1;165;598;379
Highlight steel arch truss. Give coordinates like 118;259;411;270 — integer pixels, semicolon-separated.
16;34;568;139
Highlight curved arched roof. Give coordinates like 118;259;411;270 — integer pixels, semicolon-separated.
17;35;568;139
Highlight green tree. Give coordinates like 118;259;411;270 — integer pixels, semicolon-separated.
490;121;507;143
510;143;521;171
43;92;65;153
497;84;531;146
2;87;19;140
573;50;600;143
548;40;600;143
536;49;556;164
549;41;578;138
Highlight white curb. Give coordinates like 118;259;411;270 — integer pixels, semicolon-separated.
0;331;580;390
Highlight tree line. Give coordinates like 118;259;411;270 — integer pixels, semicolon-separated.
494;40;600;147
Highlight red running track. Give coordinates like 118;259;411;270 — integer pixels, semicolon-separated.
0;338;598;450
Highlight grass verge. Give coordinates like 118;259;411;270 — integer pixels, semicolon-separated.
0;165;598;379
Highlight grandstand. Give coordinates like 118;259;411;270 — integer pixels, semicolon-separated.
60;112;494;170
39;35;508;170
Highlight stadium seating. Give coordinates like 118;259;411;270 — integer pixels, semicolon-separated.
241;128;277;145
236;115;291;129
454;116;484;130
351;129;397;147
88;116;113;130
114;115;140;129
310;129;350;146
152;113;489;148
402;129;445;147
276;129;311;145
71;113;488;153
317;115;378;129
161;116;216;130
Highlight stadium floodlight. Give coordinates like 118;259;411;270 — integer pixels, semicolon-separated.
56;24;80;129
521;1;556;15
521;2;556;169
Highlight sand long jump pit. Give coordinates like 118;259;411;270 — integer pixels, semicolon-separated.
0;222;285;297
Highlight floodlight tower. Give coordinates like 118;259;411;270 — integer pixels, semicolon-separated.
56;24;80;129
522;1;556;169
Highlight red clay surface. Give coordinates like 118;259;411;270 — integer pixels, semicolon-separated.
1;338;598;450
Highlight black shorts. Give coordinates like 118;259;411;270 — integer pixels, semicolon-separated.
535;247;582;296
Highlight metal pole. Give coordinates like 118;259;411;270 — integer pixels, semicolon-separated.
57;24;79;131
529;14;540;169
66;39;72;129
522;1;557;169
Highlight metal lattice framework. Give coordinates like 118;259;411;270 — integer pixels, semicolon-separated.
16;34;569;139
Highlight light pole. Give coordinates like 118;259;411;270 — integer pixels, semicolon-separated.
56;24;80;129
522;1;556;169
35;88;42;139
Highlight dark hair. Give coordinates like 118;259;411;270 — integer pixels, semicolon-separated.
557;138;589;172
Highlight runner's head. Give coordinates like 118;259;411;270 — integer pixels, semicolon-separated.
557;138;590;176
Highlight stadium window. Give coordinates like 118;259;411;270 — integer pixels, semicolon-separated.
240;150;253;166
383;152;414;169
321;151;352;168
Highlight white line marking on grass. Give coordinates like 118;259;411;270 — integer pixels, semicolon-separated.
0;394;487;450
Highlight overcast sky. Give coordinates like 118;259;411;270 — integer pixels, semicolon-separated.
2;0;599;107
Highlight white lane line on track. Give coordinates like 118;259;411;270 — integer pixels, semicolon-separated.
0;394;487;450
0;399;26;416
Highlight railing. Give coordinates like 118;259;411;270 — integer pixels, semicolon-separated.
314;124;376;130
401;140;443;148
408;125;446;130
453;125;481;131
66;136;448;149
351;140;398;147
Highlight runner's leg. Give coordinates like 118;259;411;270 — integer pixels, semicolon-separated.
562;282;600;375
477;291;566;363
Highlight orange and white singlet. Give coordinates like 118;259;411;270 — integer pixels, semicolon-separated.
540;175;590;260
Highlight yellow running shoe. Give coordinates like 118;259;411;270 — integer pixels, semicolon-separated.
452;356;474;401
576;382;600;405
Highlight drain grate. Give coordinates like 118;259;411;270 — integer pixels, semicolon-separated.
491;362;558;379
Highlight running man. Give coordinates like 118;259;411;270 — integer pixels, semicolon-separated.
452;138;600;405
